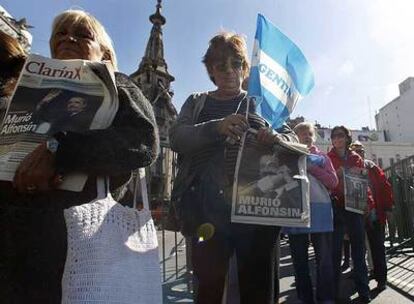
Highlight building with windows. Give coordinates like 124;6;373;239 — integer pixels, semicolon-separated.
315;126;414;169
376;77;414;143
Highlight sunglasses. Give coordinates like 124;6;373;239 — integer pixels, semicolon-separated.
213;58;244;72
331;133;346;139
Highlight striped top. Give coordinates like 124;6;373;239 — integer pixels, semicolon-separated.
189;94;265;180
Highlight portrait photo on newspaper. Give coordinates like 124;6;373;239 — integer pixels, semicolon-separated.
231;129;310;227
0;54;117;191
343;170;368;215
7;87;102;136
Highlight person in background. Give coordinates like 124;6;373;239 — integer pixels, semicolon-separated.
351;141;393;292
328;126;373;303
0;31;27;121
169;31;298;304
0;10;159;303
284;122;338;304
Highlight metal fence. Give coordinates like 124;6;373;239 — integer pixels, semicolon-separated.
158;205;193;303
383;155;414;252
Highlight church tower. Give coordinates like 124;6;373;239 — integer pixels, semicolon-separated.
130;0;177;207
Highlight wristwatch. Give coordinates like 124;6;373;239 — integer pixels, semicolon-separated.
46;137;59;154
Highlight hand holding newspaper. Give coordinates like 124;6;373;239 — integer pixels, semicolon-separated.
231;128;311;227
343;169;369;214
0;54;118;191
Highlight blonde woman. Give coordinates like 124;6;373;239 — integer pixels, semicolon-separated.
284;122;338;304
0;10;158;302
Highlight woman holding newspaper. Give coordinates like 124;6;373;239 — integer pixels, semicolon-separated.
0;10;158;302
328;126;374;303
169;32;298;304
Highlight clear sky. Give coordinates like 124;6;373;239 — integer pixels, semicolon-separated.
3;0;414;130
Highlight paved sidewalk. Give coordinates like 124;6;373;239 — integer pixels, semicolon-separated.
159;231;414;303
386;248;414;302
158;231;193;303
278;239;413;303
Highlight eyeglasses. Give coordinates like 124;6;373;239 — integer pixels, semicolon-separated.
331;133;346;139
213;58;244;72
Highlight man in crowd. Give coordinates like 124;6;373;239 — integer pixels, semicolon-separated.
351;141;393;292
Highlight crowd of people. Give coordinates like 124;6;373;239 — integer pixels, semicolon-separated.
0;8;394;304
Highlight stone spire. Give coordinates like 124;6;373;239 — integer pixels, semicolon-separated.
130;1;177;204
130;0;174;103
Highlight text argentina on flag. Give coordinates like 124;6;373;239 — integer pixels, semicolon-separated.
248;14;314;129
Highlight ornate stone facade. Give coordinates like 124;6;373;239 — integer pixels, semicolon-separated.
130;0;177;205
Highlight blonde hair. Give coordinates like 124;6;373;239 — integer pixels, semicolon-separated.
202;31;250;84
293;122;317;143
50;9;117;70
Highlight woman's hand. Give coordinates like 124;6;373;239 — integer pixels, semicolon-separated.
256;128;281;146
217;114;248;141
13;142;62;193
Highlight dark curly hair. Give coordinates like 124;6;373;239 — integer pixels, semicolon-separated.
331;125;353;148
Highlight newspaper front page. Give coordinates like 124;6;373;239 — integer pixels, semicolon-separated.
231;129;310;227
0;54;118;191
344;170;368;214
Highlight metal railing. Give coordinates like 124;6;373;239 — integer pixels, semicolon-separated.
383;155;414;253
157;203;193;303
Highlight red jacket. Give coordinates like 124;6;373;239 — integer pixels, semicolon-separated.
327;148;374;210
365;160;393;224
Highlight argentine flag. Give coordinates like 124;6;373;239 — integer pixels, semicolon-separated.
248;14;314;129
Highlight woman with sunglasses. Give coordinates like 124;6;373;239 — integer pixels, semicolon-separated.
170;32;298;304
327;126;373;303
0;31;27;122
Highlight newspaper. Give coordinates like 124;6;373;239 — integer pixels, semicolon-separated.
231;129;310;227
343;170;368;214
0;54;118;191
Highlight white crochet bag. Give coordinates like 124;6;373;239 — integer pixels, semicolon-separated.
61;169;162;304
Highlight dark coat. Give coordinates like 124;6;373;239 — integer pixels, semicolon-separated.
0;72;159;303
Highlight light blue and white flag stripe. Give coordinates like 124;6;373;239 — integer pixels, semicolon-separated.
248;14;314;129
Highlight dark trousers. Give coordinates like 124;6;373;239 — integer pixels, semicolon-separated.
289;232;335;304
0;205;67;304
366;221;387;284
332;208;370;298
191;224;280;304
